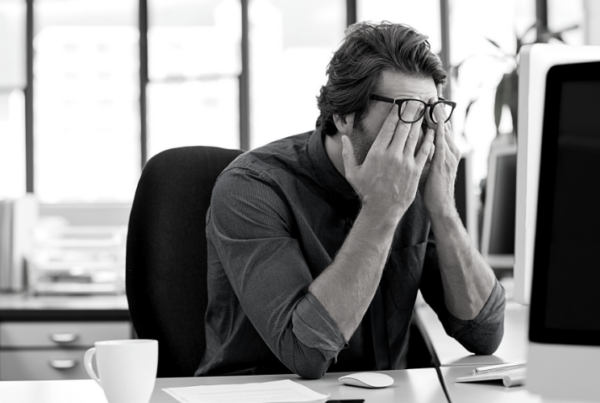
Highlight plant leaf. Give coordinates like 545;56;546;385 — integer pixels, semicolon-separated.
465;98;477;120
485;37;502;50
555;23;580;34
494;74;509;133
519;21;538;41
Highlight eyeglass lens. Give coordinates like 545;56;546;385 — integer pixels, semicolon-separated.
399;100;452;124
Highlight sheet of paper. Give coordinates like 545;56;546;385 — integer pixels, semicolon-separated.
163;379;329;403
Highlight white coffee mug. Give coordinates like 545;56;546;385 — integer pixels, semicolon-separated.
84;339;158;403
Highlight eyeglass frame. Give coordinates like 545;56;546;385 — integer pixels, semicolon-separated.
369;94;457;124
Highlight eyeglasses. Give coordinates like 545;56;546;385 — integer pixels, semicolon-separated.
369;94;456;124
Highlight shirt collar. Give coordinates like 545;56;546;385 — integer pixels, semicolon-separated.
307;127;359;203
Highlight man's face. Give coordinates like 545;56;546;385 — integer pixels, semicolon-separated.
346;70;439;182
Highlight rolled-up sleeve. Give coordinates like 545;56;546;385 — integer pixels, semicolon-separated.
420;236;506;355
208;167;346;378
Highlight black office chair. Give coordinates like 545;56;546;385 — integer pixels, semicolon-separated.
126;146;243;377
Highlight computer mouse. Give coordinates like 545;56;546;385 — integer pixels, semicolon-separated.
338;372;394;388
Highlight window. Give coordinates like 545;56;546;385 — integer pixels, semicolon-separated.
147;0;241;159
13;0;595;202
34;0;140;203
248;0;346;148
0;0;26;198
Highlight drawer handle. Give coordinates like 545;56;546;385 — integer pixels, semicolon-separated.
49;333;79;344
49;359;78;370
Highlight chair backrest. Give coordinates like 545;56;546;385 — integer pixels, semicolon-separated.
126;146;243;377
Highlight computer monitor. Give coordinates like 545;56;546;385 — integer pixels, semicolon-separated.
526;60;600;402
514;44;600;305
480;138;516;270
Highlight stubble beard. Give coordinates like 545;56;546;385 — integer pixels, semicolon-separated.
347;119;375;166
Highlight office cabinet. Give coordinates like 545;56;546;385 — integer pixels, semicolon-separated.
0;321;131;380
0;321;130;348
0;293;130;381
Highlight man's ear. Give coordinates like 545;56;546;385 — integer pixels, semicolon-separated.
333;113;355;135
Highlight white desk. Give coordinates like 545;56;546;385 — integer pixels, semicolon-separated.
0;368;448;403
415;301;592;403
414;300;529;367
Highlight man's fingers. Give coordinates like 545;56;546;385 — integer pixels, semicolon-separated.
341;135;358;175
445;123;461;159
390;101;423;153
371;104;399;151
431;119;446;163
445;121;452;133
432;103;447;125
415;128;435;166
403;116;425;156
436;119;447;144
424;107;435;130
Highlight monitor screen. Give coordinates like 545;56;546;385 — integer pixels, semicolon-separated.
480;143;516;269
529;61;600;345
488;152;516;256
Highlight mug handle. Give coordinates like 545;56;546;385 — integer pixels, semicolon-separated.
84;347;102;386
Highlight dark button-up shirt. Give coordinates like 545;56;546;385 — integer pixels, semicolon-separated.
195;128;506;379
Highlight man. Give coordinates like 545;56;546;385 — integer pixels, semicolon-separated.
195;21;505;379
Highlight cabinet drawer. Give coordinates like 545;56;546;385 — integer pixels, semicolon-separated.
0;321;131;348
0;350;91;380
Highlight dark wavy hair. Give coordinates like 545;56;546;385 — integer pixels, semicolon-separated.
316;21;447;135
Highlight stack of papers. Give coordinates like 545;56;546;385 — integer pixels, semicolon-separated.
455;362;527;388
163;379;329;403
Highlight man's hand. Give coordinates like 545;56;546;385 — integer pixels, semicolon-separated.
422;110;461;217
310;102;434;342
342;103;435;219
419;108;497;321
